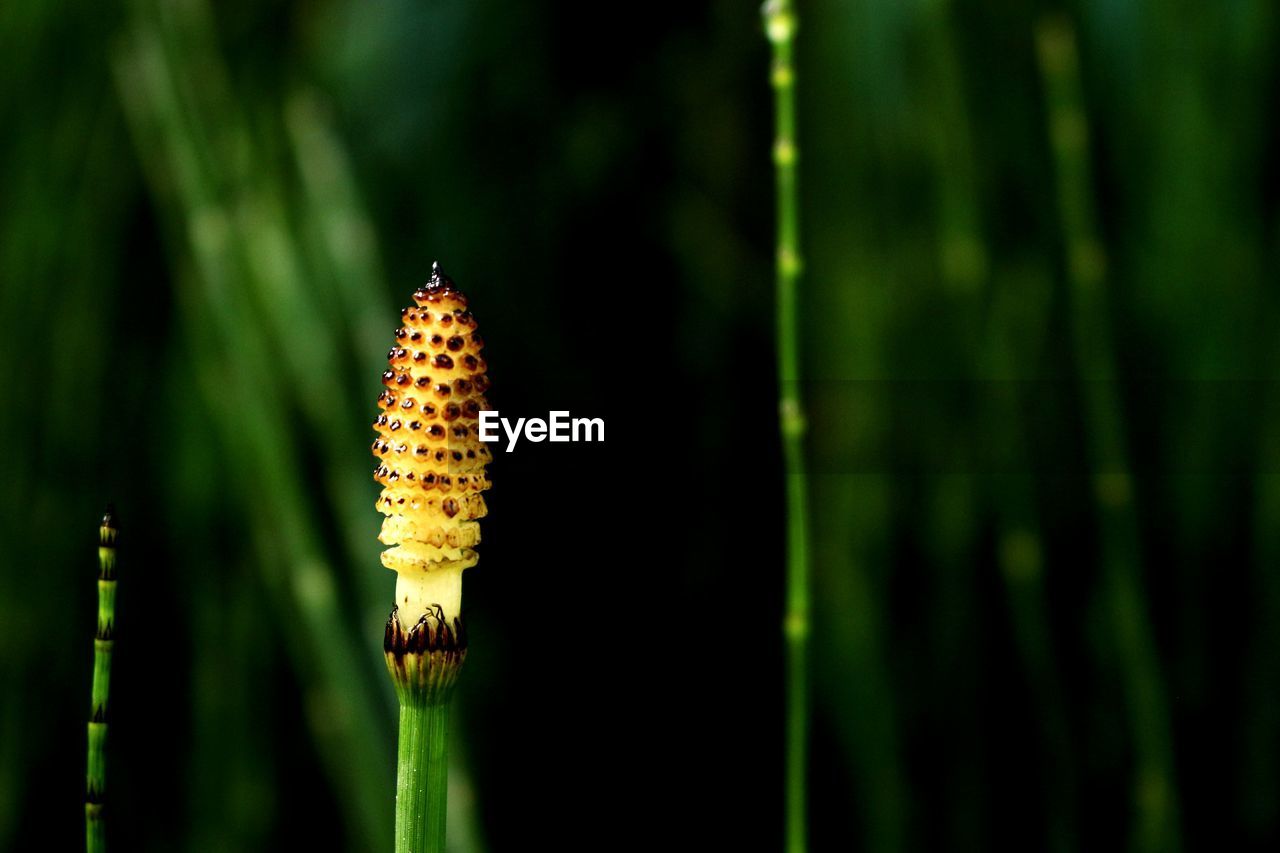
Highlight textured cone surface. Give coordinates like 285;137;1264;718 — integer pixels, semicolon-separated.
373;267;492;574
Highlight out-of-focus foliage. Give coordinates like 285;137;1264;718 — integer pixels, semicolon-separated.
2;0;1280;850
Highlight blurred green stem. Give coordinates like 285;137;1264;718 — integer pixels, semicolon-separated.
113;3;395;845
1036;17;1181;853
86;510;118;853
763;2;809;851
921;2;1075;844
396;701;450;853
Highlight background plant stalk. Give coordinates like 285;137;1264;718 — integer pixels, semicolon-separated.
763;2;811;851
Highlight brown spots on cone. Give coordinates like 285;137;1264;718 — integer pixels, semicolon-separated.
374;264;491;573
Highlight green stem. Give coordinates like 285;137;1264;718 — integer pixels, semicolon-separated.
763;2;809;851
86;509;118;853
396;700;450;853
386;615;464;853
1035;17;1180;853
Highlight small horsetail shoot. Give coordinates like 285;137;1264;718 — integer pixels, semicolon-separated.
85;509;118;853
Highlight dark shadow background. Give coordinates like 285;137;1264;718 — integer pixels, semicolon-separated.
3;0;1280;850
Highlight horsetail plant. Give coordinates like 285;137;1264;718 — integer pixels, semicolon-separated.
85;508;118;853
763;2;811;851
373;263;491;853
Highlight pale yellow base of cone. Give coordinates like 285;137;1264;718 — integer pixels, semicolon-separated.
393;563;466;625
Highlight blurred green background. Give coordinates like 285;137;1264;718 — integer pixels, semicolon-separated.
3;0;1280;850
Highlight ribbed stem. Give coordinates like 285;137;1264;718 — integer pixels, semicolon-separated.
396;700;450;853
86;509;118;853
386;610;466;853
1035;17;1181;853
763;2;809;852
